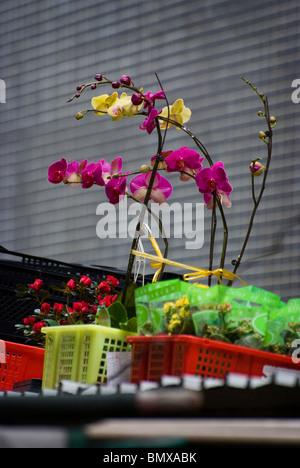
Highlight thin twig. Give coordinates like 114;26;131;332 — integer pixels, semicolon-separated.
228;78;274;285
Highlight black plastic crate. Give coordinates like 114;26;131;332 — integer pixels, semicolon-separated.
0;245;181;342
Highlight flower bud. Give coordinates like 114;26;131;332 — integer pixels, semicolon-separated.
258;131;266;140
250;161;264;176
53;303;64;313
29;279;43;291
98;281;111;294
75;112;84;120
106;275;119;288
131;93;143;105
67;279;77;290
41;303;51;314
120;75;131;85
112;81;120;89
80;275;92;287
32;321;45;333
94;74;102;81
269;116;276;125
140;164;151;174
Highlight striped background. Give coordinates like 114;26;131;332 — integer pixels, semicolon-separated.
0;0;300;300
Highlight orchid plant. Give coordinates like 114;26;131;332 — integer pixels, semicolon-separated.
48;73;276;301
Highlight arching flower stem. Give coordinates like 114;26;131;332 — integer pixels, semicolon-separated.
157;115;229;281
228;78;274;286
121;117;165;303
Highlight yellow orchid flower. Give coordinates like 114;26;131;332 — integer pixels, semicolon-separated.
159;98;191;129
91;92;118;116
107;92;143;120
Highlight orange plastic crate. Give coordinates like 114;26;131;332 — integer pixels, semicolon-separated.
0;341;45;391
127;335;300;382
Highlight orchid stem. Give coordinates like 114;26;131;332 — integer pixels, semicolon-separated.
208;193;217;286
216;195;228;270
122;119;164;303
228;78;273;286
157;116;214;167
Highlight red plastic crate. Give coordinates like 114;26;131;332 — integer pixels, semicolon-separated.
0;341;45;391
127;335;300;383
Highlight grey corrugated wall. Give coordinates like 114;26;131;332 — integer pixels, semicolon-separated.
1;0;300;301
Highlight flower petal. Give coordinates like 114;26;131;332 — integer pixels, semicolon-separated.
219;191;232;208
171;99;184;114
48;158;67;184
111;157;123;175
130;174;147;193
105;176;127;204
195;167;213;193
181;106;192;123
150;188;167;204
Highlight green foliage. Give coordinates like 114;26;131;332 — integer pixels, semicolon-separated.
108;301;137;332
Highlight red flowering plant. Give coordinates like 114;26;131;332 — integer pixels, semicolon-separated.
15;274;137;346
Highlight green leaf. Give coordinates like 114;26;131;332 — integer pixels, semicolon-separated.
119;317;138;332
49;285;67;293
108;301;128;329
15;288;30;297
95;306;111;327
15;284;30;291
44;319;59;327
235;333;264;350
115;281;137;319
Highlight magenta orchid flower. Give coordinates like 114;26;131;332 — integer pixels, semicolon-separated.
195;161;232;209
48;158;67;184
100;156;125;185
165;147;204;181
65;159;88;185
143;91;166;109
130;172;172;204
81;162;103;189
105;176;127;204
140;106;160;134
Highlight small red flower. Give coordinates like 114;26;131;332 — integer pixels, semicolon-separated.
32;321;45;333
106;275;119;288
80;275;92;287
72;302;83;312
29;279;43;291
81;301;90;313
23;316;36;325
67;279;77;290
53;303;64;313
99;294;117;308
98;281;111;294
41;303;51;314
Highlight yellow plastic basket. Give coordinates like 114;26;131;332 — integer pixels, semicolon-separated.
41;324;136;389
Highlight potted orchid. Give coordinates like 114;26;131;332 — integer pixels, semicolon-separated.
43;72;288;356
49;74;275;286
